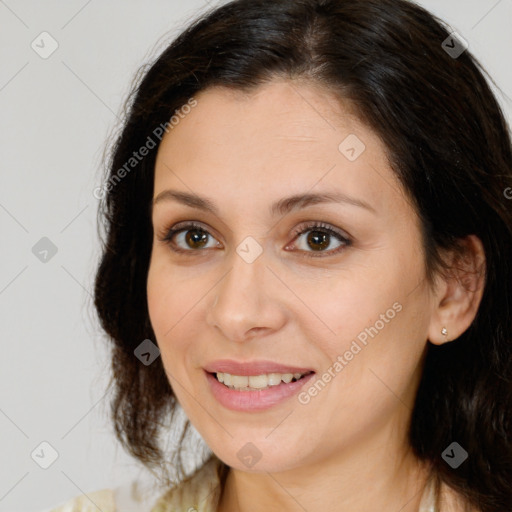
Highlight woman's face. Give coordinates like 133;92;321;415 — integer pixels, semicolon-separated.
147;80;438;473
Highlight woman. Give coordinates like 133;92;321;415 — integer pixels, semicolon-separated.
51;0;512;510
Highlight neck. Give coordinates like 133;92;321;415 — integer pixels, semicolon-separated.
217;431;431;512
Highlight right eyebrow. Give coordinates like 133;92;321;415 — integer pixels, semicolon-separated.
152;189;377;218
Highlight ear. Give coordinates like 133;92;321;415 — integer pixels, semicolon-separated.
427;235;486;345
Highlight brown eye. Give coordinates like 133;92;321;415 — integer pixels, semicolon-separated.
160;222;220;253
183;228;209;249
304;230;330;251
290;221;351;258
158;220;351;258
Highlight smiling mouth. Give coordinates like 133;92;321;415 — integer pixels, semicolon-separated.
208;370;315;391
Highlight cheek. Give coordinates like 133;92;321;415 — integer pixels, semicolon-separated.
146;258;169;334
146;254;210;373
146;257;188;350
147;252;193;332
300;260;429;391
290;267;400;357
319;291;428;413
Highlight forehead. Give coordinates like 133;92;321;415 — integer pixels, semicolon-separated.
158;80;367;161
153;80;407;217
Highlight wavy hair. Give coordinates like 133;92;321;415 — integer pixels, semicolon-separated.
93;1;512;510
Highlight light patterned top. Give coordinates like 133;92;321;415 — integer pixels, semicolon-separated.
47;454;439;512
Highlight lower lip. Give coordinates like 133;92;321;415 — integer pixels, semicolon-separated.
205;371;315;412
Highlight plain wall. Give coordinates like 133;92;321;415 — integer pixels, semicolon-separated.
1;0;511;511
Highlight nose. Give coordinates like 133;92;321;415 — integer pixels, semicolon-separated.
206;247;287;343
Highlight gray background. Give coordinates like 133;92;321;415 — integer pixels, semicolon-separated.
1;1;511;511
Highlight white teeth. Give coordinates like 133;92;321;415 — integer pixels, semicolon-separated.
215;371;309;390
248;374;269;389
267;373;283;386
232;375;248;388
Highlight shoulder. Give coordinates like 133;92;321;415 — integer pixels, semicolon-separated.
47;488;116;512
150;455;227;512
419;474;481;512
46;477;162;512
437;481;481;512
45;455;227;512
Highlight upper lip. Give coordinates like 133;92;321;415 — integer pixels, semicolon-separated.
203;359;315;376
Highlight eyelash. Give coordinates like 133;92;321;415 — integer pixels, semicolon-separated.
157;221;352;259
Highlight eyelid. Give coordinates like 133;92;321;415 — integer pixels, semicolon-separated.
156;220;221;252
157;219;352;257
287;221;351;258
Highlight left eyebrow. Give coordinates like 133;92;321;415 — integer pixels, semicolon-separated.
270;191;376;216
152;189;377;217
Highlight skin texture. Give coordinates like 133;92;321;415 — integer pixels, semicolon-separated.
147;80;485;512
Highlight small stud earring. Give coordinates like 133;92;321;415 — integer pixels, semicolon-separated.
441;327;448;336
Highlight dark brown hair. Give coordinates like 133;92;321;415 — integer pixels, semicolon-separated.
94;1;512;510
